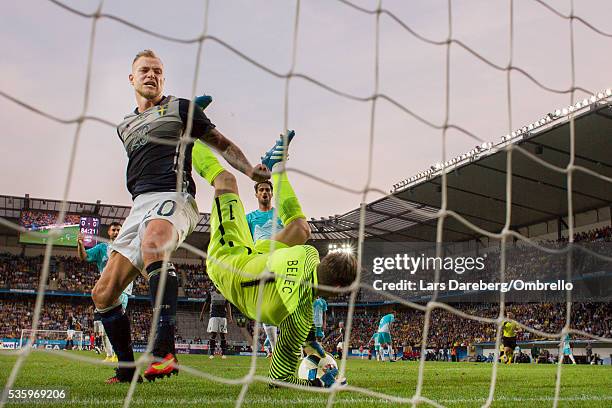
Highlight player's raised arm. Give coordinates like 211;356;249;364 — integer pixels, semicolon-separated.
226;302;233;324
202;128;270;182
200;293;210;322
76;233;88;261
199;302;207;322
179;97;269;182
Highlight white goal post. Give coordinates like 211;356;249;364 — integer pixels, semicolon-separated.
19;329;85;351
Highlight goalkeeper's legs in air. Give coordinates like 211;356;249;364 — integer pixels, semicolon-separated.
193;129;309;249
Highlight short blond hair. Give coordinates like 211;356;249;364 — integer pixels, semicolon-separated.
132;49;161;66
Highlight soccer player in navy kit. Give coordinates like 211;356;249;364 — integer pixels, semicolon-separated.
91;49;269;383
65;312;77;350
200;288;233;359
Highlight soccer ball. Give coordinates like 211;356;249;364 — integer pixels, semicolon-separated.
298;353;338;381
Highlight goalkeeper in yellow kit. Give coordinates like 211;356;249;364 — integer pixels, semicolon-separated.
192;130;357;387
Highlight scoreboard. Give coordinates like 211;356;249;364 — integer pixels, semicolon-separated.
79;216;100;248
18;210;101;247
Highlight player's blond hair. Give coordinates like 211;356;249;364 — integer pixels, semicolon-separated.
132;49;162;66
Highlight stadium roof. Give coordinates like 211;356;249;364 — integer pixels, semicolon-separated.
0;195;213;234
1;99;611;243
354;99;612;242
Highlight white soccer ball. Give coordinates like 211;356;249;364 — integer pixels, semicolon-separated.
298;353;337;381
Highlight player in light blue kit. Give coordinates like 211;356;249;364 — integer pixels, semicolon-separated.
377;313;394;362
367;332;381;361
246;180;284;241
246;176;285;356
312;295;328;342
562;333;576;364
77;222;132;362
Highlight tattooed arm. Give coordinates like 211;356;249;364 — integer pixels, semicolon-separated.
200;128;270;182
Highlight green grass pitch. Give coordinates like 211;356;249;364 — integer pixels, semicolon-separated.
0;352;610;407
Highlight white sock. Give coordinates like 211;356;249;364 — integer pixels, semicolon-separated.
104;334;114;357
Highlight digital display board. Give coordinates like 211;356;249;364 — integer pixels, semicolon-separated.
18;211;99;248
79;216;100;248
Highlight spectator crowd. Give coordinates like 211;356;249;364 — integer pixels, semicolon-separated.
0;253;211;298
323;302;611;351
19;211;80;230
0;226;610;350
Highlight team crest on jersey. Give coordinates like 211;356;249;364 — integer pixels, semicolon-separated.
157;104;168;116
130;124;150;152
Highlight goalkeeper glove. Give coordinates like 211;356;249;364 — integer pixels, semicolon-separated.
304;340;326;358
319;367;338;388
194;94;213;110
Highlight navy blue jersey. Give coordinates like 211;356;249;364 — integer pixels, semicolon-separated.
117;95;215;199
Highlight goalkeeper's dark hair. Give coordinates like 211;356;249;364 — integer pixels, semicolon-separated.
108;222;121;229
316;252;358;297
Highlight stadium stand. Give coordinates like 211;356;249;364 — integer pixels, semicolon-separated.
0;225;609;351
0;253;211;297
324;302;611;351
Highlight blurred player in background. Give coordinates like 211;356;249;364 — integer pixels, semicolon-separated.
200;288;232;359
367;331;381;361
501;312;520;364
312;295;328;342
246;179;284;358
65;312;77;350
91;49;267;384
192;129;357;387
562;333;577;364
78;222;127;362
377;313;394;362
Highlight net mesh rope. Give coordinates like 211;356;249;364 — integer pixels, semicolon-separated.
0;0;611;407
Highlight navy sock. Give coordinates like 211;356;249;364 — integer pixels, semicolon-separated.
209;338;217;355
148;261;178;358
220;338;227;356
100;304;135;379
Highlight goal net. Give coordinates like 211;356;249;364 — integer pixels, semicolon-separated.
1;0;611;407
19;329;84;351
